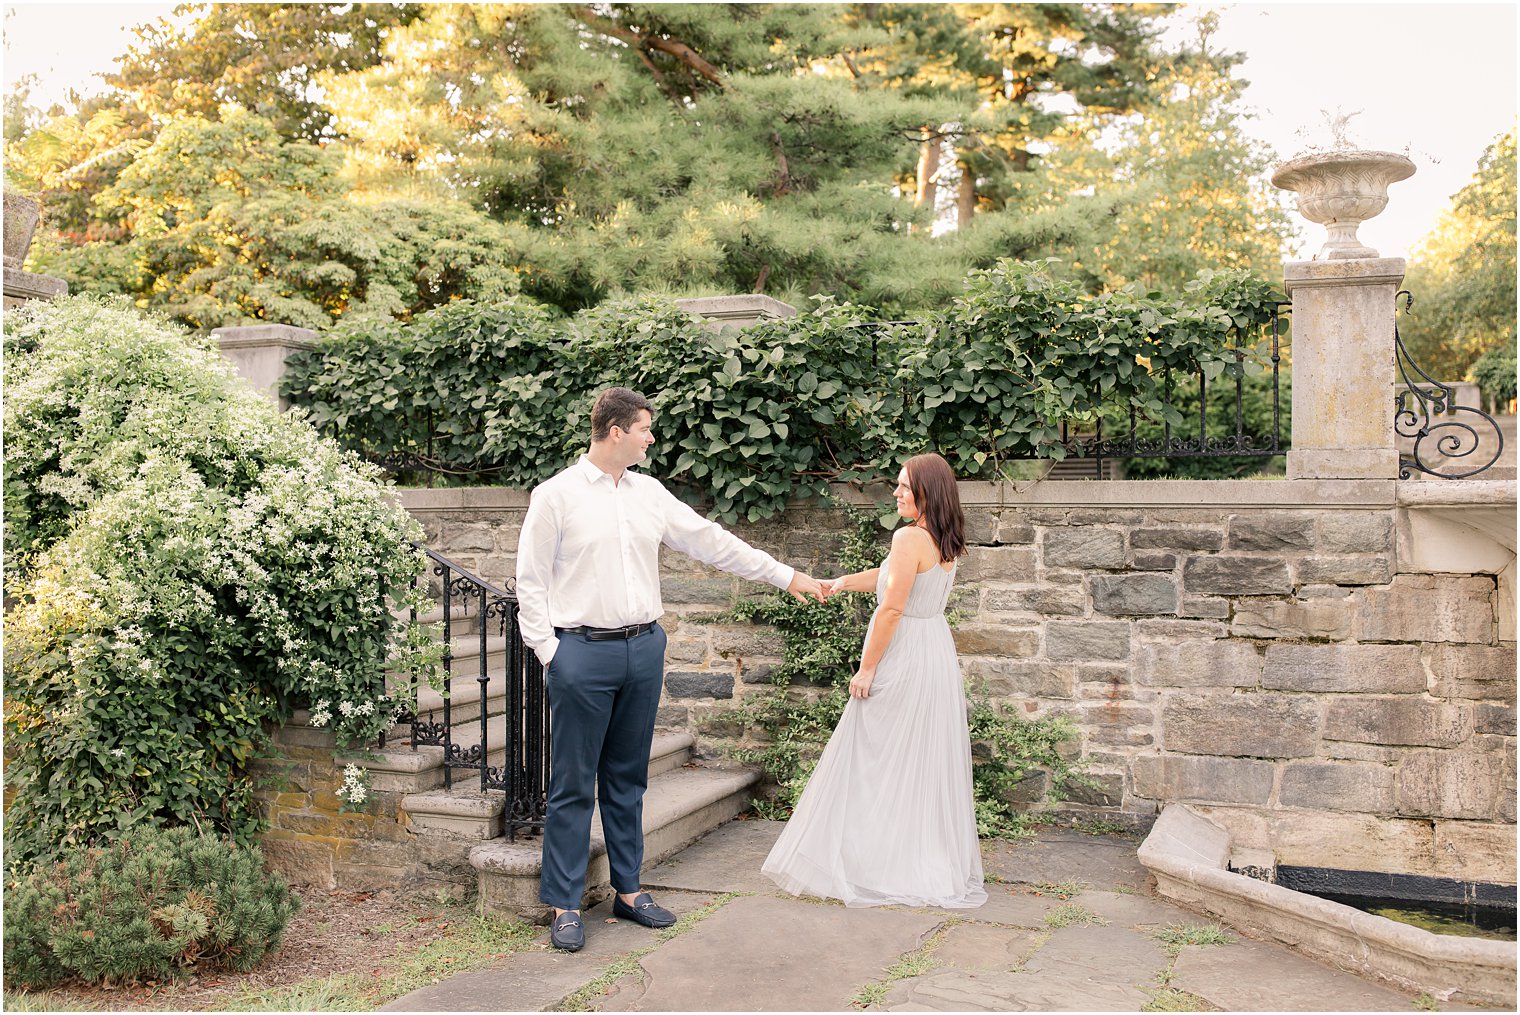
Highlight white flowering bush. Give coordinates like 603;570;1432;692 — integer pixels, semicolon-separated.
3;295;434;866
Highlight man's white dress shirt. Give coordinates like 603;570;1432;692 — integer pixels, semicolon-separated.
516;456;795;666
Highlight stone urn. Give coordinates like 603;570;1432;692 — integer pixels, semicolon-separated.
4;190;42;268
1270;150;1415;259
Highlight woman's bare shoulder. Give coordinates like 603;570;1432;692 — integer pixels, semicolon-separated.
890;524;938;558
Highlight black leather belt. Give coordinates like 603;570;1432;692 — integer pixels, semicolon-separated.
557;623;656;641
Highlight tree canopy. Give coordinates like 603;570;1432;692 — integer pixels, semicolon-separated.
8;3;1295;327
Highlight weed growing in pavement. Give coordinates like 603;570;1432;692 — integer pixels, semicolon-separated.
1043;903;1106;929
849;918;956;1008
1152;923;1234;957
1142;987;1220;1012
1031;879;1088;899
1412;994;1440;1011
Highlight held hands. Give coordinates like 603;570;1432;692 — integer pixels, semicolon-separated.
787;571;826;604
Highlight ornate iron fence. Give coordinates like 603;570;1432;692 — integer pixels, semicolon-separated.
390;544;548;838
1394;291;1505;480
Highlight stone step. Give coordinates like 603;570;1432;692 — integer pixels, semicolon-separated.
386;635;514;732
468;761;761;922
395;600;482;638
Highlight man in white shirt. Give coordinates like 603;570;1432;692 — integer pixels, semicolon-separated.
516;387;824;952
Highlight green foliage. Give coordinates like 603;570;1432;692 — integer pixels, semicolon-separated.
1469;345;1517;407
711;507;1082;833
2;295;433;866
285;262;1284;521
1399;129;1517;382
1152;923;1234;956
2;826;298;990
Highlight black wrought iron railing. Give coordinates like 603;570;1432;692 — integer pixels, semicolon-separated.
1394;291;1505;480
390;544;549;838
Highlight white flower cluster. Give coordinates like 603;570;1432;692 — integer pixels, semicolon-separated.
336;763;368;806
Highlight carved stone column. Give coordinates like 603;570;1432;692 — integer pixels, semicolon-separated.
210;323;317;411
3;190;68;309
1283;258;1405;480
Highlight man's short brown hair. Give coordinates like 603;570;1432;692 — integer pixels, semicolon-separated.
591;387;655;441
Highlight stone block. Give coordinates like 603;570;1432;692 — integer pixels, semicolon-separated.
1261;643;1424;693
1294;555;1393;585
960;545;1037;582
1230;595;1354;640
981;585;1086;616
261;837;337;888
1474;703;1515;737
1079;702;1156;747
1133;619;1228;641
1090;574;1178;616
963;658;1075;699
1128;550;1178;571
664;637;708;664
1183;556;1292;596
656;704;691;728
1431;820;1516;884
1355;574;1496;645
995;519;1036;544
1043;529;1126;569
1279;761;1395;812
442;523;497;554
1076;664;1157;702
1324;697;1471;747
660;576;738;605
1180;596;1230;620
1396;750;1506;819
1424;643;1517;700
665;670;735;699
1162;692;1319;758
964;508;998;545
1136;639;1261;688
1317;511;1394;554
739;661;777;685
1227;513;1316;550
708;625;786;658
1131;754;1274;805
1066;771;1124;807
1045;621;1131;661
1130;527;1223;552
951;624;1040;657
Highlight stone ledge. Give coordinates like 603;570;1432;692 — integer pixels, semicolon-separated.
1139;804;1516;1006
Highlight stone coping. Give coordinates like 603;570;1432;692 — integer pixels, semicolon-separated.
1138;804;1516;1006
3;265;67;300
397;478;1406;514
1396;479;1518;508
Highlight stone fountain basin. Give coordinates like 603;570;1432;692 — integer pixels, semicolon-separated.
1139;804;1515;1006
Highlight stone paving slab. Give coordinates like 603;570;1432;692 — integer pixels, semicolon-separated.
1024;923;1170;989
599;894;944;1011
1171;935;1420;1011
932;922;1040;970
642;817;782;895
928;883;1055;927
1079;887;1196;928
982;829;1150;892
879;967;1151;1012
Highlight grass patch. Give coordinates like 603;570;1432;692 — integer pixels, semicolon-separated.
850;982;889;1008
3;992;102;1012
1412;995;1440;1012
217;912;537;1011
1067;817;1138;838
1152;923;1234;957
1043;902;1106;929
848;918;957;1008
1143;987;1219;1012
1031;879;1087;899
553;893;741;1012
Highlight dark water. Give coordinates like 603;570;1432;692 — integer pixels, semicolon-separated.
1315;892;1517;942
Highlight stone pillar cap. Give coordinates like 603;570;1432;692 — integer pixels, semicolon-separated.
1283;257;1406;293
210;323;318;349
675;294;797;323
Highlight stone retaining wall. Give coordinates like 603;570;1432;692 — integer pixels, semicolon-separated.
400;478;1516;885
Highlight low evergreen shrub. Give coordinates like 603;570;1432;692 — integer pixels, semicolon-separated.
2;825;298;990
1469;345;1517;409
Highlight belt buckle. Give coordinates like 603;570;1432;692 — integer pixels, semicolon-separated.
623;624;640;638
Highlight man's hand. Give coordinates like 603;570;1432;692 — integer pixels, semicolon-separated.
787;571;826;603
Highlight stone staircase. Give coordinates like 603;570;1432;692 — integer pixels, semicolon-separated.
354;594;760;921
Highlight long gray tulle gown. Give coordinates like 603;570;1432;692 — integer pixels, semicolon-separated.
762;557;987;909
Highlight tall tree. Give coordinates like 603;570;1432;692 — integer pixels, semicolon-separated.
1398;129;1517;382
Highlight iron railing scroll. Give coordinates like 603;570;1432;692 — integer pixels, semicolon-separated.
391;544;549;839
1394;291;1504;480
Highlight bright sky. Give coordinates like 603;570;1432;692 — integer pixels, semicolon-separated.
3;2;1516;262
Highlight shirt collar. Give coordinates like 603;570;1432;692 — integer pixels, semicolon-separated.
576;454;617;485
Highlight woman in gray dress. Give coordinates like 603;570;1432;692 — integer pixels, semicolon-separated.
762;453;987;909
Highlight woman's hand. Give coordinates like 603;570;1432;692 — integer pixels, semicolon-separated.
848;668;875;700
821;576;846;599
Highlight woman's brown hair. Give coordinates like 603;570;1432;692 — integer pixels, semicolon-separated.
903;453;966;563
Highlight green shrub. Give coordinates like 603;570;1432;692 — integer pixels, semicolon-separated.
281;261;1285;523
3;825;298;990
3;295;434;866
1469;345;1517;408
